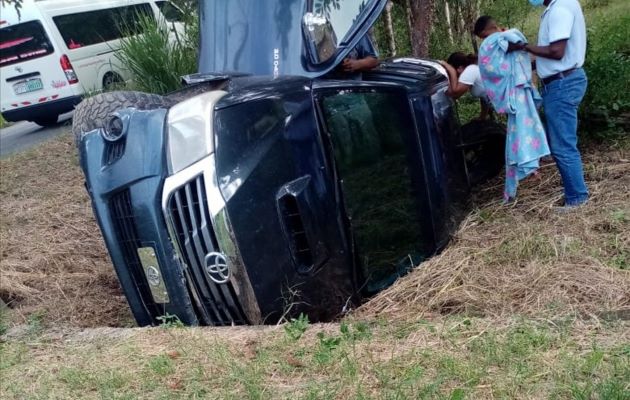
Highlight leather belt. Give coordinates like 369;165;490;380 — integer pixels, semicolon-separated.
542;68;577;85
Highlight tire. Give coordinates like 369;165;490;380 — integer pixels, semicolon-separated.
102;72;124;91
72;91;174;147
33;115;59;127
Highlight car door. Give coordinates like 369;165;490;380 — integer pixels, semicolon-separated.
312;81;437;292
198;0;387;77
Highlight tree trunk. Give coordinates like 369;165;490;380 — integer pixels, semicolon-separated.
444;0;454;44
385;1;397;56
408;0;435;58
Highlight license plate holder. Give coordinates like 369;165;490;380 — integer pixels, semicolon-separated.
13;78;44;95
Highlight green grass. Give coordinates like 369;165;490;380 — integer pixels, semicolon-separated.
1;317;628;399
0;114;9;129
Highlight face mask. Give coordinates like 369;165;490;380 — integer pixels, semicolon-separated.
528;0;545;6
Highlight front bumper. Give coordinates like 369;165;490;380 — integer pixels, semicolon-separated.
80;109;193;325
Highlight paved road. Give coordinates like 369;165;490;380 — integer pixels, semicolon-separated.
0;112;73;158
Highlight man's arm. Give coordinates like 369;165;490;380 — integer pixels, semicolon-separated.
342;56;379;72
525;40;568;60
507;39;567;60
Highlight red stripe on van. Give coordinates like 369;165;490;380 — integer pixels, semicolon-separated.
52;95;59;99
39;97;47;103
21;101;31;106
11;103;18;107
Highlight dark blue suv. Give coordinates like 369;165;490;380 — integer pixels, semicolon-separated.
73;0;504;326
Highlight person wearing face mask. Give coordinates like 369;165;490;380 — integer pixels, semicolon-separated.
510;0;589;209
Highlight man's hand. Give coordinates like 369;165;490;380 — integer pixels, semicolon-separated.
507;42;526;53
342;58;361;72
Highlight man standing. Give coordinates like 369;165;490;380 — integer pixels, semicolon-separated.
515;0;589;208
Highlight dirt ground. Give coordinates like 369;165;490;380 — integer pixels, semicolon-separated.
0;133;629;331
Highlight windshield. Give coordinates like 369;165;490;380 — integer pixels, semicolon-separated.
0;20;54;67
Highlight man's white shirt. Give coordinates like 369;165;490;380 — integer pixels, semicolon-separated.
536;0;587;79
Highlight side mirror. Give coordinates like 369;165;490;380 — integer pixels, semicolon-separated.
303;12;338;64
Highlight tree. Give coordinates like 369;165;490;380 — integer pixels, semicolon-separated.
1;0;23;15
407;0;435;57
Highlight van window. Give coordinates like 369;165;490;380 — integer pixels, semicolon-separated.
155;1;184;22
53;3;154;49
0;20;55;67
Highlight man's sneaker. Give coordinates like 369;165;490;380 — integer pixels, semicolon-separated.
553;199;589;213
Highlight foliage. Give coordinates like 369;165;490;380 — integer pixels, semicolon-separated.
0;0;22;17
156;313;184;328
283;313;310;341
116;14;198;95
580;2;630;130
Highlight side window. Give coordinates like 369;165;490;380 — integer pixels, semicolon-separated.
319;90;427;289
155;1;184;23
53;3;154;49
312;0;373;42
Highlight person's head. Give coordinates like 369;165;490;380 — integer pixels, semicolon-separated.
446;52;477;75
473;15;500;39
528;0;552;6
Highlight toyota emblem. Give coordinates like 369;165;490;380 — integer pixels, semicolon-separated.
204;252;230;284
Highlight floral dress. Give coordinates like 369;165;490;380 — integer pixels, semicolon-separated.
478;29;550;202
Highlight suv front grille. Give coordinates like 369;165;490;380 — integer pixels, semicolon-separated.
109;189;161;318
166;175;247;325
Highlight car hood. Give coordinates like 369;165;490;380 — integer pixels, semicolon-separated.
198;0;387;78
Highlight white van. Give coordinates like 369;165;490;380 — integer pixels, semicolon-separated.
0;0;184;126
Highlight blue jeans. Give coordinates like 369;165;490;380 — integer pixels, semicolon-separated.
541;68;589;205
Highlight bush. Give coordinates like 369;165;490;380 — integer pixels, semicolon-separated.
580;3;630;129
116;14;198;95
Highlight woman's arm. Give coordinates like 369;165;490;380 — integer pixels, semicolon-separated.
439;61;472;99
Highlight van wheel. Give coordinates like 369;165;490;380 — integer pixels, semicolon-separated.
72;91;174;147
33;115;59;127
103;72;124;91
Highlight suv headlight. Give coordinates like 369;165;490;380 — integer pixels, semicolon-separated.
166;91;227;174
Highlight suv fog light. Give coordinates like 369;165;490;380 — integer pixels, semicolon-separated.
102;113;128;142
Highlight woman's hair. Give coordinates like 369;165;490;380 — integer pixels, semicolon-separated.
447;52;477;69
474;15;494;36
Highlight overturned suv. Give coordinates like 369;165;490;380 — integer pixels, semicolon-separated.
74;0;504;326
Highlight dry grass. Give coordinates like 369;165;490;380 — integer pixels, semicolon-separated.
0;134;131;328
0;133;629;399
0;132;629;332
359;140;630;321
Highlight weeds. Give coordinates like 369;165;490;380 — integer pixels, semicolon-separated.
284;313;309;341
116;14;197;94
157;313;184;328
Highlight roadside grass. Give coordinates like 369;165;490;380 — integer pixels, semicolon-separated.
1;317;628;399
0;132;628;398
0;133;132;328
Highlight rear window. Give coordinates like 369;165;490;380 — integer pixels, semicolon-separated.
0;20;55;67
53;3;154;49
